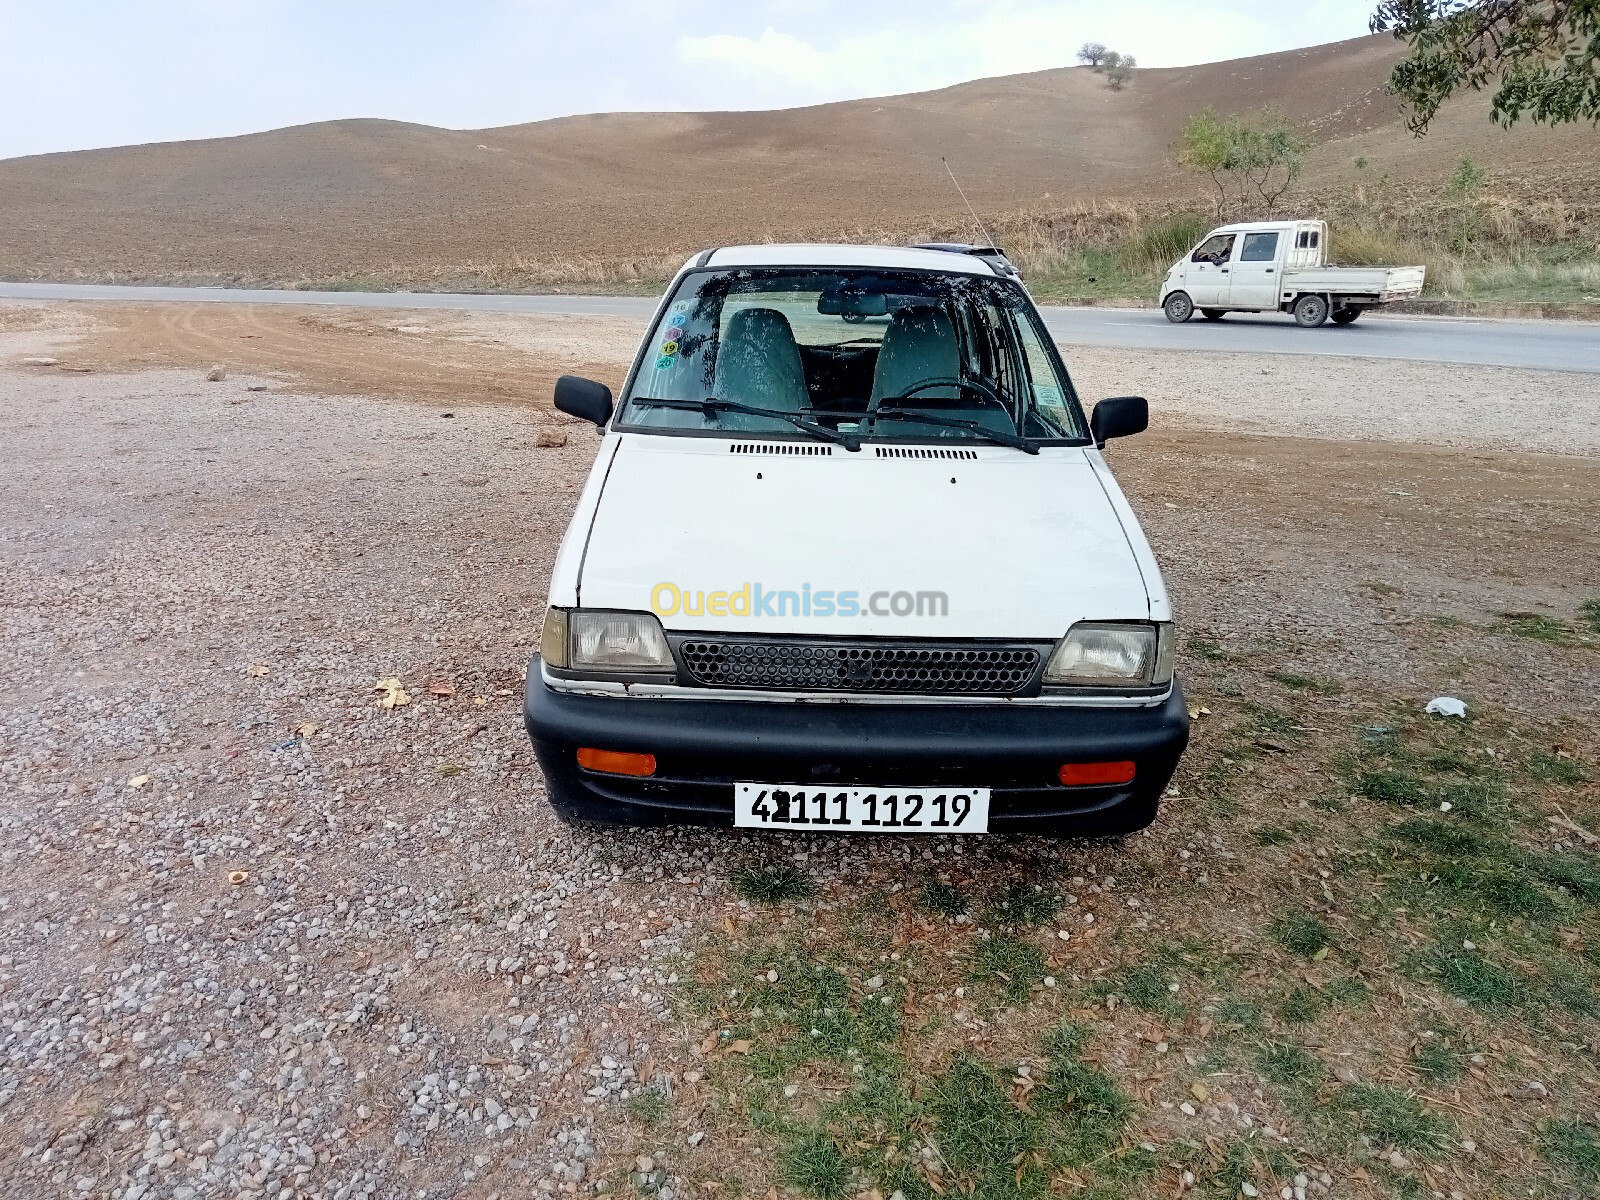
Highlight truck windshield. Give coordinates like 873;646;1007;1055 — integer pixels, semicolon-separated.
616;267;1088;444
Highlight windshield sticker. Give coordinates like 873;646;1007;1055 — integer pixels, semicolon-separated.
655;355;676;371
660;339;680;355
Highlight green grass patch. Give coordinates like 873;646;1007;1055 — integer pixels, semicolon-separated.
1390;815;1489;856
1355;767;1430;807
1525;749;1586;784
731;862;814;905
1383;812;1596;925
779;1131;851;1200
1270;912;1332;959
1433;777;1510;822
1582;598;1600;634
1099;962;1183;1018
623;1085;670;1126
918;879;967;918
713;945;902;1078
1214;997;1263;1034
1411;1040;1462;1082
1325;977;1371;1008
1413;946;1525;1008
1540;1119;1600;1184
1257;1042;1324;1087
983;880;1059;929
1501;613;1570;643
970;936;1046;1004
1242;701;1302;737
1275;986;1327;1025
1251;823;1295;846
770;1021;1143;1200
1331;1085;1453;1156
1186;637;1230;661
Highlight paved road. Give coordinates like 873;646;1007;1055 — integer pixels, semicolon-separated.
3;281;1597;373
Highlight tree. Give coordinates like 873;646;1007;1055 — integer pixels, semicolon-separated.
1177;107;1313;218
1077;42;1109;68
1105;55;1136;90
1371;0;1600;132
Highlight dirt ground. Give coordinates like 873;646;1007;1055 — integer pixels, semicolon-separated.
1;301;1597;1200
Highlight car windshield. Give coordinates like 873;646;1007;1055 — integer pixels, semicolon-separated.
616;267;1088;444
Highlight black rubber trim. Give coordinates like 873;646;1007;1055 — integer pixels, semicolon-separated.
693;247;719;268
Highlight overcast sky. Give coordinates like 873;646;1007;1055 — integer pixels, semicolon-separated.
1;0;1375;160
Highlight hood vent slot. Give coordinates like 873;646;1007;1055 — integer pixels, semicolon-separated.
874;446;978;460
729;442;832;456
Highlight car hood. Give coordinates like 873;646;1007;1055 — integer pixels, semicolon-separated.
576;434;1150;639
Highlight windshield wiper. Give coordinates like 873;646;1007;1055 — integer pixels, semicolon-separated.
630;397;861;451
868;406;1039;454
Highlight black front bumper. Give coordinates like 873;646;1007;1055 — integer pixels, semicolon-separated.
523;657;1189;835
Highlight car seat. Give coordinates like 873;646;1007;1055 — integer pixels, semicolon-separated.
712;307;808;428
870;305;960;409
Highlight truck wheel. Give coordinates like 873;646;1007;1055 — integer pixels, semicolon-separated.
1163;291;1194;323
1330;305;1362;325
1292;294;1329;328
1200;308;1226;321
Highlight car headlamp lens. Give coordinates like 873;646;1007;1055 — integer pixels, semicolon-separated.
1044;622;1172;687
568;610;674;672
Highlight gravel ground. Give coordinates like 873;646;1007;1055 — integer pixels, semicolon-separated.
1066;344;1600;458
0;367;716;1199
3;309;1598;1199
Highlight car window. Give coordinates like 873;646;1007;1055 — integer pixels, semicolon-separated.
618;267;1088;443
1191;234;1235;264
1240;232;1279;262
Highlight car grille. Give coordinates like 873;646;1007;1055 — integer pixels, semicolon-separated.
675;638;1043;695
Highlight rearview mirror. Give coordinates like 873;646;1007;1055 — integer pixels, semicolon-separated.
818;289;888;318
554;375;614;429
1090;396;1148;447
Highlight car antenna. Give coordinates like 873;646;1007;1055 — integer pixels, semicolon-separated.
942;155;996;249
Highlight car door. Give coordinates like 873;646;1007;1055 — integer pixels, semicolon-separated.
1228;231;1281;309
1184;234;1235;305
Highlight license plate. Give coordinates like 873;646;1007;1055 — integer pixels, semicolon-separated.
733;784;990;833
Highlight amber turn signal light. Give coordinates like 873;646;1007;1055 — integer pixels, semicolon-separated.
1057;760;1136;786
576;747;657;777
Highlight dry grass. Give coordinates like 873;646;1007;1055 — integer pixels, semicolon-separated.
617;660;1600;1200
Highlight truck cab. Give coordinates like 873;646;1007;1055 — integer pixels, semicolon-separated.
1160;220;1424;327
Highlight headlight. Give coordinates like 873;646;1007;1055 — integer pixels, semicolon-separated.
1044;622;1173;688
542;608;674;673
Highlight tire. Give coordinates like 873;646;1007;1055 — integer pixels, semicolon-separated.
1200;308;1226;321
1330;305;1362;325
1163;291;1194;323
1292;294;1329;328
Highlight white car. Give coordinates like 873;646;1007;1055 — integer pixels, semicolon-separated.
525;243;1189;836
1159;219;1426;327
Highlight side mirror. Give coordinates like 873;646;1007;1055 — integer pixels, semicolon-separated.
554;375;614;429
1090;396;1148;447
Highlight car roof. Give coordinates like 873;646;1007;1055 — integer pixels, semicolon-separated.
684;243;999;276
1209;220;1321;234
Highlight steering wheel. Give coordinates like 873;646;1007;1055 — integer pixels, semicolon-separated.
871;376;1008;416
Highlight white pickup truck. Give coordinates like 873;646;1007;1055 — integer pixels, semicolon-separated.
1159;219;1425;327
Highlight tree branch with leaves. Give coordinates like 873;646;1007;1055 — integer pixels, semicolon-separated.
1177;107;1312;219
1371;0;1600;131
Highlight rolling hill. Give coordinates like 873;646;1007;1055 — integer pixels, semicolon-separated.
1;34;1594;288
